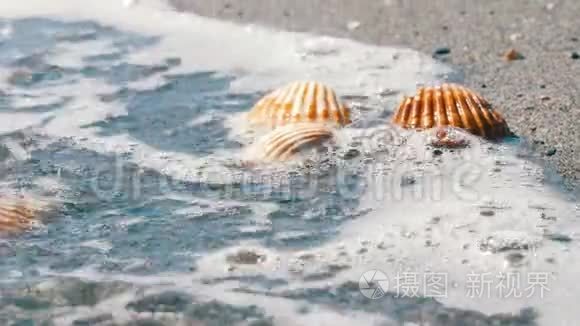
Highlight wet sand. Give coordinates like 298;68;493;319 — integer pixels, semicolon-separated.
170;0;579;193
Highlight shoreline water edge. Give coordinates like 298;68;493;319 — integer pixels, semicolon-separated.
170;0;580;195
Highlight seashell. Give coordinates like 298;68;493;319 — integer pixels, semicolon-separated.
244;123;334;162
247;81;351;128
0;196;52;235
392;83;510;139
430;127;470;149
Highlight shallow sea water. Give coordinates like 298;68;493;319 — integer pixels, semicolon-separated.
0;1;579;325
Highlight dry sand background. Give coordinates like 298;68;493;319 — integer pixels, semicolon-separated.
171;0;579;193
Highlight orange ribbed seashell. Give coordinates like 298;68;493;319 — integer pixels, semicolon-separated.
0;196;52;235
244;123;334;162
392;83;510;139
247;81;351;128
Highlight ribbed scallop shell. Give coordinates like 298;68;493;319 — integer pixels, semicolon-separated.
0;197;51;235
392;83;509;139
245;123;334;162
247;81;351;128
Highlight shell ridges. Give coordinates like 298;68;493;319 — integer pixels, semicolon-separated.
392;83;509;139
245;123;334;162
248;81;351;128
0;196;52;235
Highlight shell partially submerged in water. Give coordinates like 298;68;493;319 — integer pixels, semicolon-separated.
429;127;470;149
247;81;351;128
0;196;53;235
244;123;334;163
392;83;510;139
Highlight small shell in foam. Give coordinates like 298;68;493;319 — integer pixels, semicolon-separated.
247;81;351;129
429;127;471;149
243;123;335;163
0;195;54;236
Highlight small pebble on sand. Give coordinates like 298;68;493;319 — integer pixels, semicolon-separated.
506;252;526;267
432;47;451;57
347;21;361;31
509;33;523;41
480;210;495;217
546;148;557;156
571;52;580;60
504;48;524;61
226;249;266;265
545;233;572;243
